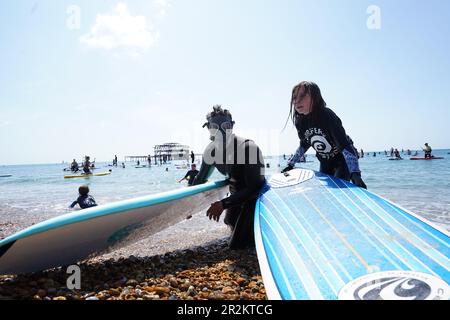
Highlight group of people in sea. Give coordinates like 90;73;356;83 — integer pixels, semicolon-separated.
67;81;440;251
69;156;95;174
386;144;433;159
356;144;432;160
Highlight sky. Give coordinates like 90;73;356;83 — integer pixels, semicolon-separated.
1;0;450;165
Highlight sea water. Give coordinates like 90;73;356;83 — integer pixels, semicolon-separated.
0;149;449;240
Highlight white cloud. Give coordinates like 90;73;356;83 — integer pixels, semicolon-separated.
154;0;172;17
80;3;159;51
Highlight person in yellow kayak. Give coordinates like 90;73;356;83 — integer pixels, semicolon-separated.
70;159;79;172
82;156;92;174
423;143;432;159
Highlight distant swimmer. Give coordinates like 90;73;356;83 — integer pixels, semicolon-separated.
373;152;376;157
282;81;366;189
191;151;195;164
122;162;126;168
69;185;97;209
178;164;199;186
137;160;140;166
70;159;79;172
147;155;152;166
423;143;432;159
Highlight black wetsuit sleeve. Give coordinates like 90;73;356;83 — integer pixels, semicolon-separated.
324;109;361;172
69;200;78;208
182;171;190;180
221;165;264;209
324;109;351;151
220;145;265;209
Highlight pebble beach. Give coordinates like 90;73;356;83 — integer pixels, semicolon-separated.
0;209;266;300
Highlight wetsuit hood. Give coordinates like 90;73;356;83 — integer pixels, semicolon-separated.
203;113;235;141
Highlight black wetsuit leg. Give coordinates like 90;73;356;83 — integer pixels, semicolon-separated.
226;199;257;249
224;207;240;231
333;155;351;180
319;160;335;176
319;155;350;181
223;179;259;249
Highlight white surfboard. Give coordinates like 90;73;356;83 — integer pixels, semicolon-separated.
0;180;228;274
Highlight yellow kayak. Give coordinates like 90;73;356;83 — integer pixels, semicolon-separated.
64;172;111;179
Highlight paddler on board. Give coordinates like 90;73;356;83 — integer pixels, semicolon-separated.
82;156;92;174
423;143;432;159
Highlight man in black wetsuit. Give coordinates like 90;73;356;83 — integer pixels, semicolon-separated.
192;105;266;249
178;164;199;186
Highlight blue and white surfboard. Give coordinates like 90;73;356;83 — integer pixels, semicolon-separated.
255;169;450;300
0;180;228;274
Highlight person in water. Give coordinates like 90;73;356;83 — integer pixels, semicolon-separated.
178;163;199;186
192;105;266;249
394;148;402;159
281;81;367;189
70;159;79;172
69;185;97;209
191;151;195;164
83;156;92;174
423;143;432;158
147;155;152;166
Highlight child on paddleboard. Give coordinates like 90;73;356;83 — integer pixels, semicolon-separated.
282;81;367;189
69;185;98;209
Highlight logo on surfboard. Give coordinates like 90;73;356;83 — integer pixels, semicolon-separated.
338;271;449;300
268;169;314;189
